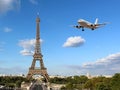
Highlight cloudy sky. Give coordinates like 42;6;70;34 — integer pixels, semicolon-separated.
0;0;120;76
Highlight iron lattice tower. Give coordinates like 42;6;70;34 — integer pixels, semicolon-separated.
27;16;49;82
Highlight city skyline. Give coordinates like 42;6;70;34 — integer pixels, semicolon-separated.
0;0;120;76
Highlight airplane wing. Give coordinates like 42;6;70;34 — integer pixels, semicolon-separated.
95;23;107;27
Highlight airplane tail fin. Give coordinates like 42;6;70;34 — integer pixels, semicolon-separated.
94;18;98;24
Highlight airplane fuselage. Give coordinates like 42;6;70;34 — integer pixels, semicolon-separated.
78;19;98;30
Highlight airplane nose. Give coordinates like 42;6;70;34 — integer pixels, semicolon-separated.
78;19;83;22
78;20;81;23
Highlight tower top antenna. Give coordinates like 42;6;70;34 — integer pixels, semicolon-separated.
36;12;40;22
37;12;39;17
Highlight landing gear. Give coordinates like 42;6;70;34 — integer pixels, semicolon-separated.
82;28;84;31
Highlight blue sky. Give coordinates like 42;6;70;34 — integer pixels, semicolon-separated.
0;0;120;76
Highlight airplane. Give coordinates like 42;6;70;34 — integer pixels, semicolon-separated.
73;18;107;31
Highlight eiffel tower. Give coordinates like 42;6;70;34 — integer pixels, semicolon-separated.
27;15;49;82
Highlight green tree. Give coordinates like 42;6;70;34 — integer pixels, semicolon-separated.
66;82;74;90
16;80;22;88
73;75;88;84
103;78;112;90
66;76;73;83
79;75;88;84
84;79;94;90
110;73;120;90
95;82;112;90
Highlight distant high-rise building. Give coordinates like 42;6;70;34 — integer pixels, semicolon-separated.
86;72;91;79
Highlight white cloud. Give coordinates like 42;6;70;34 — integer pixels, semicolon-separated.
29;0;38;5
3;27;12;32
63;36;85;47
18;39;43;56
20;49;34;56
0;0;20;14
65;53;120;75
19;39;35;49
19;39;35;56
